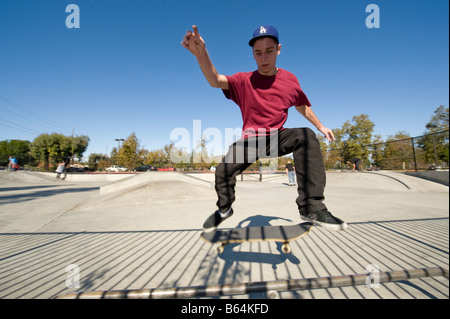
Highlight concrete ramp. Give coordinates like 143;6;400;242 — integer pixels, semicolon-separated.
326;171;411;191
0;171;58;184
76;172;216;210
99;171;213;195
326;171;449;192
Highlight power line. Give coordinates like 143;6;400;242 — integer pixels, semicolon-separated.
0;120;41;136
0;95;74;134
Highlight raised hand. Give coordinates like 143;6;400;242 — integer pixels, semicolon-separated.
318;126;335;142
181;25;206;57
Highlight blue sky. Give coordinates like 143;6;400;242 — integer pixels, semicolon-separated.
0;0;448;157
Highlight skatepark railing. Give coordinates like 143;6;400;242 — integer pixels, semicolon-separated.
56;266;448;299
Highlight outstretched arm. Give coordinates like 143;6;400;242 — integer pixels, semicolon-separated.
296;105;335;142
181;25;229;89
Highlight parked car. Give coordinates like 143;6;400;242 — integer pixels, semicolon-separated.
157;167;176;171
66;167;86;173
133;165;157;172
106;165;128;172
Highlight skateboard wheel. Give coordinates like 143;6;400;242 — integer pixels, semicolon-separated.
268;290;279;299
281;243;291;254
217;244;226;254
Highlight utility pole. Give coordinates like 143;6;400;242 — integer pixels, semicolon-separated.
71;128;75;166
115;138;124;166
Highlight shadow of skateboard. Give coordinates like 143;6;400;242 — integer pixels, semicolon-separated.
201;222;313;254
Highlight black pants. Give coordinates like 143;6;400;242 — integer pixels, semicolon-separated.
354;159;362;171
215;128;327;215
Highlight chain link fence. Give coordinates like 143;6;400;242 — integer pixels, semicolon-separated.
324;130;449;171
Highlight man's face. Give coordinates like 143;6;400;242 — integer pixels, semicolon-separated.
252;37;281;76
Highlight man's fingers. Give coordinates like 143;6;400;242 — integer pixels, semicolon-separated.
182;25;203;51
326;131;335;142
182;31;195;48
320;128;335;142
183;34;190;45
192;25;199;37
329;130;335;141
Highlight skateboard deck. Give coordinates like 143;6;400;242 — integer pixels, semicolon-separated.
201;222;313;254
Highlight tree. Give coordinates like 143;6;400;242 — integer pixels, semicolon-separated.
419;105;449;166
163;143;175;167
191;138;211;171
121;133;141;169
146;149;167;168
31;134;53;170
32;133;89;170
69;135;90;163
0;139;34;167
0;140;8;165
379;131;412;169
425;105;449;132
367;134;384;168
88;153;109;171
321;114;376;169
318;134;341;169
112;132;148;170
340;114;375;163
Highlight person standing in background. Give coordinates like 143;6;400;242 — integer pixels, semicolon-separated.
285;160;296;186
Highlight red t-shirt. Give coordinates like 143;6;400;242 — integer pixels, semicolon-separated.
223;68;311;138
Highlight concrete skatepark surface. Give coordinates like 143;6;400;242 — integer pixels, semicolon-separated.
0;169;448;299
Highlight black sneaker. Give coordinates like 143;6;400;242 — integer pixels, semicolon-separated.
202;208;234;232
300;209;347;231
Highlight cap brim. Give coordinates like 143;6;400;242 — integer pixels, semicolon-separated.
248;35;279;46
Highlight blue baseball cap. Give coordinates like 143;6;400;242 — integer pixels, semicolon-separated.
249;25;279;46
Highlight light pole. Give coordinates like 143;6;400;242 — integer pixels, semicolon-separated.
115;138;124;166
426;124;438;169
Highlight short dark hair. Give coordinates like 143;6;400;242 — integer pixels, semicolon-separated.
249;35;279;47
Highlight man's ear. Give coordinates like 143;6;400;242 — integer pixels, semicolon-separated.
277;44;282;55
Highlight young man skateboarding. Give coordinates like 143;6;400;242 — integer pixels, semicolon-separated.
181;25;347;232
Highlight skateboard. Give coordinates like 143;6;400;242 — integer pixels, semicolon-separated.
201;222;313;254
